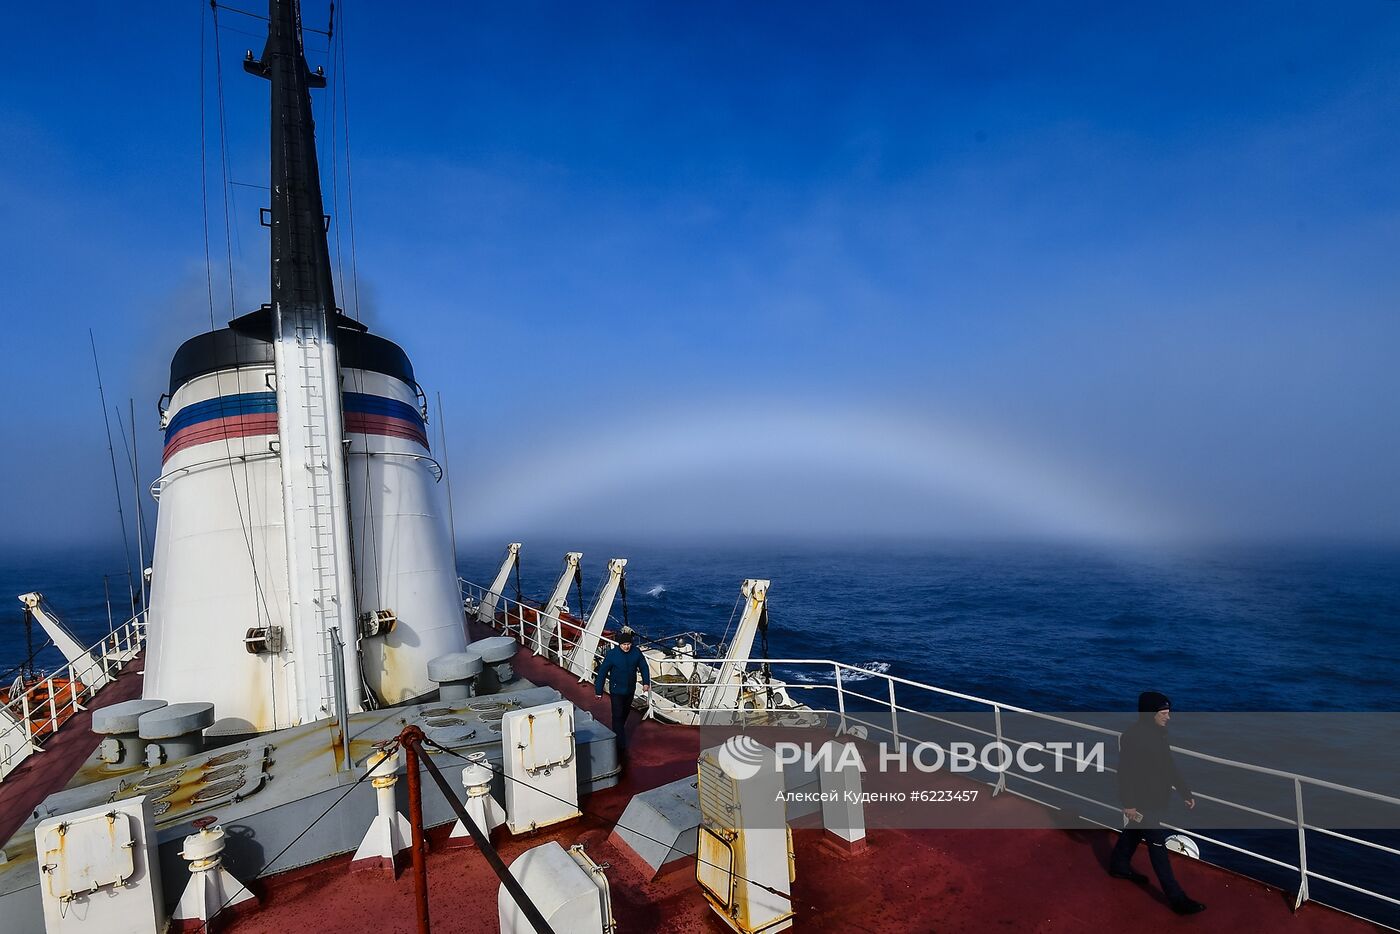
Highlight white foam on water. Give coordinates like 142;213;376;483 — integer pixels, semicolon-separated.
784;661;891;683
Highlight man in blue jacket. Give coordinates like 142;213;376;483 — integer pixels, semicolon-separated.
1109;690;1206;916
594;627;651;760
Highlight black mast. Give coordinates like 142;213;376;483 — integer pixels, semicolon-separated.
243;0;346;333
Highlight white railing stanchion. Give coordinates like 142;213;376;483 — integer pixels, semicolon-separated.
835;663;847;735
992;706;1008;796
1294;778;1310;910
888;678;900;748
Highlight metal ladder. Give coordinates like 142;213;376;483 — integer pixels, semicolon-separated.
294;318;340;712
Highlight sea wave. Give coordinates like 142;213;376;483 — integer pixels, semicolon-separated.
646;584;667;597
784;661;891;684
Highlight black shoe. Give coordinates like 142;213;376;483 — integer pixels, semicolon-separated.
1109;869;1149;884
1170;897;1206;915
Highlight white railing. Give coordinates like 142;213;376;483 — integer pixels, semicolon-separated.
732;657;1400;925
459;577;1399;926
0;612;147;781
461;579;624;678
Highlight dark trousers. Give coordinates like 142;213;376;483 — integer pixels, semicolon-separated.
1110;820;1186;901
610;691;635;753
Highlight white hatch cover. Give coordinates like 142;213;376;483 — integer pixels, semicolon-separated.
513;702;575;772
40;810;136;900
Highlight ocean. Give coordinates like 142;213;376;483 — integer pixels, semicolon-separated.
458;539;1400;713
4;538;1398;922
5;538;1398;709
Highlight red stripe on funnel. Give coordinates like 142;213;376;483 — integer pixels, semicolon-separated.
162;413;279;462
345;413;430;450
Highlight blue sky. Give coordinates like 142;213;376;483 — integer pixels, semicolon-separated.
2;1;1398;548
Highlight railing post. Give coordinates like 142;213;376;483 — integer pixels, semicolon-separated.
1293;778;1310;910
400;727;431;934
834;664;847;735
888;678;900;748
19;693;32;741
991;706;1007;796
45;679;58;732
410;727;554;934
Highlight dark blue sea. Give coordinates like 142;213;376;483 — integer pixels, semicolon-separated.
5;539;1398;709
4;539;1398;922
457;539;1400;714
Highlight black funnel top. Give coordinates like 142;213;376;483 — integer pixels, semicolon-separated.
243;0;341;330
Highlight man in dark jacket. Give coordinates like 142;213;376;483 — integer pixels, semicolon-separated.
594;627;651;759
1109;690;1206;916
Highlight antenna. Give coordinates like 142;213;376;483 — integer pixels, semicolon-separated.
242;0;356;334
129;398;150;611
88;330;138;617
114;401;149;615
103;574;115;636
437;391;459;575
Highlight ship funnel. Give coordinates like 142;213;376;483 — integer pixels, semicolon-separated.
141;0;467;731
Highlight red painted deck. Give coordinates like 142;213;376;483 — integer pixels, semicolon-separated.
0;652;145;844
227;632;1384;934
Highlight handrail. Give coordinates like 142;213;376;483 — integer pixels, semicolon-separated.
753;657;1400;804
151;451;279;500
0;610;147;780
757;657;1400;921
460;576;1400;925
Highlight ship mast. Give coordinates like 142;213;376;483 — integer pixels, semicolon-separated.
244;0;363;723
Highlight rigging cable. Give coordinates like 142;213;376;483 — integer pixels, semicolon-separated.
323;0;384;708
619;566;629;629
717;591;742;656
336;0;364;323
103;574;115;636
204;0;280;725
573;564;585;620
113;405;148;614
438;392;460;576
1;632;54;686
419;736;853;915
127;399;151;610
191;744;394;933
88;330;138;617
758;602;773;707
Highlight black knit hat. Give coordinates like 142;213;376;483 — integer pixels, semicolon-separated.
1138;691;1172;713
